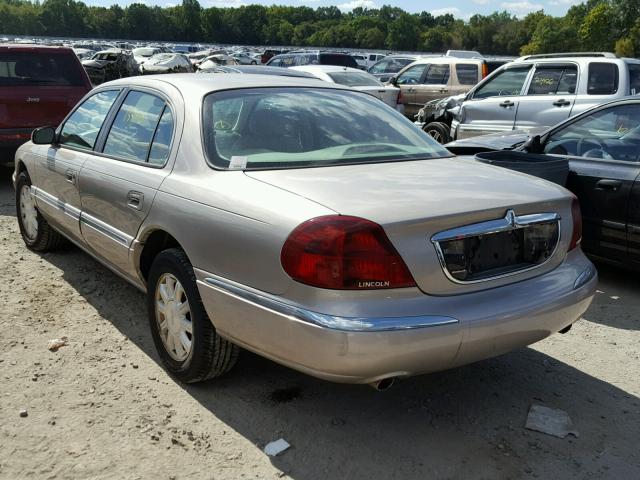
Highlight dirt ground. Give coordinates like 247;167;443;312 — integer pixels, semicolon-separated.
0;163;638;480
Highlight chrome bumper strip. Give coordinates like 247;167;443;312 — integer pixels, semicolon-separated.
203;276;458;332
31;186;80;221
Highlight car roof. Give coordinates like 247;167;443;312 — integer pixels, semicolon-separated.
103;73;347;97
0;44;74;52
292;65;366;74
410;56;484;65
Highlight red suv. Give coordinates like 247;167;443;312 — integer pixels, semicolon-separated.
0;45;92;162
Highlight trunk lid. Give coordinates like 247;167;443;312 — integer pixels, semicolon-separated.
246;158;573;295
356;85;399;108
0;85;85;129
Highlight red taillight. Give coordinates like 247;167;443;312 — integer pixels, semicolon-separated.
481;63;489;78
569;197;582;251
281;215;416;290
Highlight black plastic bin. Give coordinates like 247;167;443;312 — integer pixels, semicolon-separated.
475;151;569;186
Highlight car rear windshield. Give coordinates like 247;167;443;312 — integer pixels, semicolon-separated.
0;50;85;87
319;54;358;68
327;71;382;87
202;87;451;170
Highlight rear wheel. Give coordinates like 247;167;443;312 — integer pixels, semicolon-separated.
423;122;451;144
15;171;65;252
147;248;238;383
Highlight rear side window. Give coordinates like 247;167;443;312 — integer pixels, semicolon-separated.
0;50;85;87
103;91;172;164
148;108;174;165
60;90;120;150
473;67;531;99
527;65;577;95
456;64;479;85
628;64;640;95
319;54;358;68
327;71;382;87
423;64;450;85
587;63;619;95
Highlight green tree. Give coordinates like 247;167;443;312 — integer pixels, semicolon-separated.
579;3;615;51
615;37;635;57
386;13;420;50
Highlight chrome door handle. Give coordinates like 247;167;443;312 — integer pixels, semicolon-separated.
65;169;76;184
499;100;515;108
595;179;621;191
127;191;144;210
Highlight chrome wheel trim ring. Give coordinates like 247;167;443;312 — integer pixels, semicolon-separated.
155;273;193;361
19;184;38;241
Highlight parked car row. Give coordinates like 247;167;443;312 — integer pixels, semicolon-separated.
7;38;640;391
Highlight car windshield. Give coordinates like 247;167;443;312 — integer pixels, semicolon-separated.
0;51;85;86
203;87;451;170
327;71;382;87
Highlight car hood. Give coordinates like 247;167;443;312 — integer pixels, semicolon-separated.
445;128;548;154
81;59;107;69
245;157;567;226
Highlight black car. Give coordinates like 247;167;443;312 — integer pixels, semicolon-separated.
446;98;640;270
266;51;358;69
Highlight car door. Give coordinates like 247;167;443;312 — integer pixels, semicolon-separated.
394;63;429;117
628;174;640;267
542;103;640;262
78;88;176;278
32;89;121;245
514;63;578;131
410;63;452;117
457;65;532;139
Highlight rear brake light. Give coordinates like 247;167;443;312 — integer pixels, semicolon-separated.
569;197;582;251
481;63;489;78
281;215;416;290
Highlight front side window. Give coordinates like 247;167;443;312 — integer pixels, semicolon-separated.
396;64;427;85
202;88;451;170
527;65;577;95
423;64;450;85
59;90;120;150
473;67;532;99
456;64;479;85
103;91;171;164
587;63;619;95
544;104;640;161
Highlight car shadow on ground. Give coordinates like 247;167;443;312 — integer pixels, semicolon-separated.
1;166;639;478
588;261;640;331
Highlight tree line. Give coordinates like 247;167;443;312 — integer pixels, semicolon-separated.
1;0;639;57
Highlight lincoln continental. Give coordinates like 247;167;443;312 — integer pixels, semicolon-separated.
13;75;597;389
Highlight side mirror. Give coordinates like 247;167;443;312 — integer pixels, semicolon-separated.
522;134;542;153
31;126;57;145
389;76;398;86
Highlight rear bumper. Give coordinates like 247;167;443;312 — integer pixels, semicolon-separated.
195;250;597;384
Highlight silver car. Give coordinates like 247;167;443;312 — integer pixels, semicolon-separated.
13;75;597;388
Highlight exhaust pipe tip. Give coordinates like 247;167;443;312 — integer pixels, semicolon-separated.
370;377;396;391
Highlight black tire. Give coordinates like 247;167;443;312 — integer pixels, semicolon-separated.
250;61;257;65
423;121;451;144
15;171;65;252
147;248;239;383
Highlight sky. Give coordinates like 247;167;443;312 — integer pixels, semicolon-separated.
86;0;582;19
